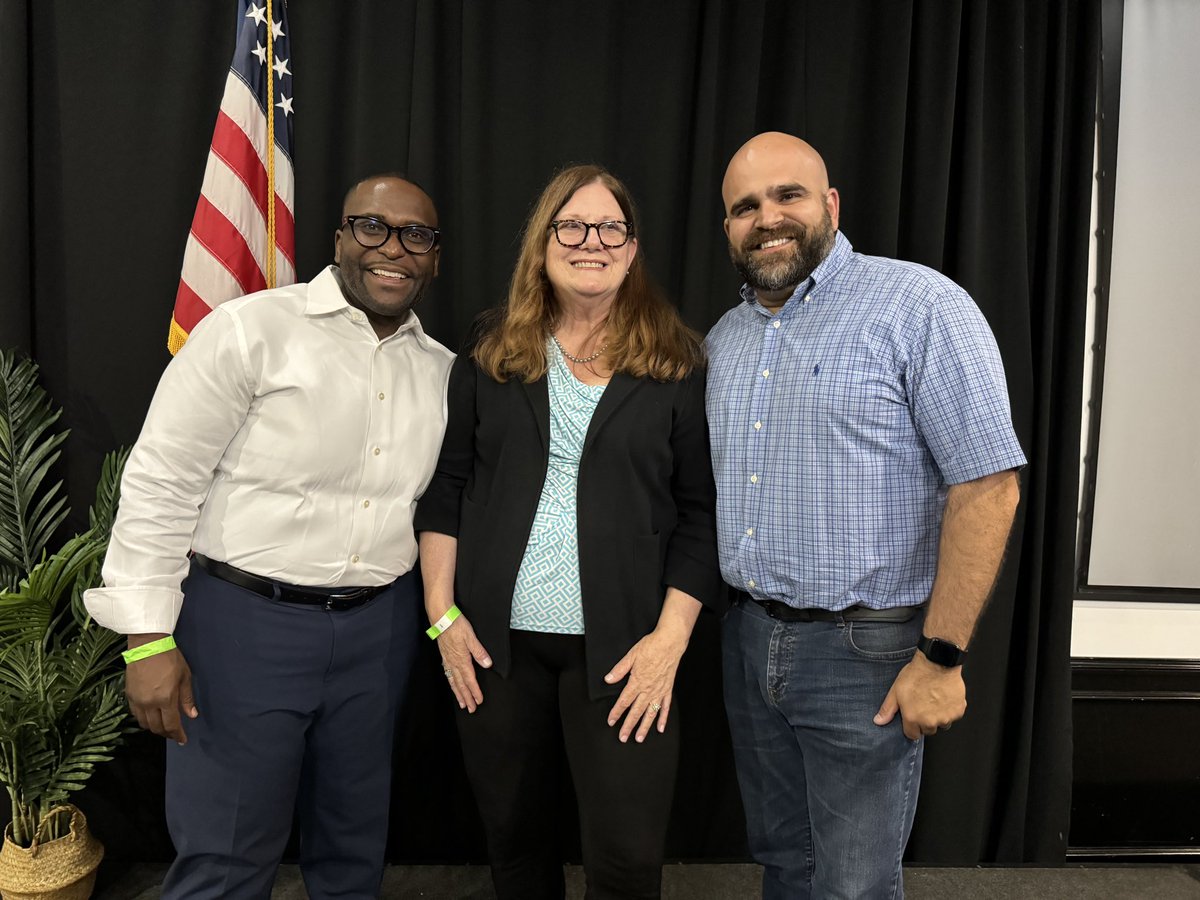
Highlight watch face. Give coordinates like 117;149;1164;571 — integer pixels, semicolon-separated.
919;636;966;667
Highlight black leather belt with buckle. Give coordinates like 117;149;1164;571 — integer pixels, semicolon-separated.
192;553;389;611
736;591;924;623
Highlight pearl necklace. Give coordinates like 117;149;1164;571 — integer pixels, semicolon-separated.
551;332;608;365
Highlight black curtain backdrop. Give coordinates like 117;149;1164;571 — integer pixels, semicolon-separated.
0;0;1098;867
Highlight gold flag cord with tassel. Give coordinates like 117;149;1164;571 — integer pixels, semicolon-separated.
265;0;278;289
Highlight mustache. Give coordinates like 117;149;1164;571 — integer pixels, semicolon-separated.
739;224;808;254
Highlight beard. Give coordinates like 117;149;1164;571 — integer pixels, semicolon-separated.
728;208;836;293
335;263;428;324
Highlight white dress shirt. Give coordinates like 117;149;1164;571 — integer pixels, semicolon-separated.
84;266;454;634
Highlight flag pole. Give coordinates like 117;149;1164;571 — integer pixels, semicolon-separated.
265;0;277;289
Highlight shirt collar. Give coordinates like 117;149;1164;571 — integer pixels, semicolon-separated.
304;266;353;316
737;230;855;314
305;265;430;343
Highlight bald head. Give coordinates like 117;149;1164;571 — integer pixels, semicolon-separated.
721;132;840;308
722;132;832;216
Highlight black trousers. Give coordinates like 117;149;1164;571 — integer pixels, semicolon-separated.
457;630;680;900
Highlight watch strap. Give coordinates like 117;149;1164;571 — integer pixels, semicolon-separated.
917;635;967;668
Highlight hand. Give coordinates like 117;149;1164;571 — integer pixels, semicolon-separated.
874;653;967;740
125;634;198;745
603;625;689;743
435;613;492;713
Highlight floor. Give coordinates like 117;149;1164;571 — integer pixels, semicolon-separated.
95;861;1200;899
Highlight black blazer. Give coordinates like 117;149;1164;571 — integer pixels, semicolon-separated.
415;352;726;698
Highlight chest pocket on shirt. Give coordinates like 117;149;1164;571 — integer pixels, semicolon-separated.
794;348;909;447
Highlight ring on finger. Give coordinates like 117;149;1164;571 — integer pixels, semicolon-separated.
649;702;661;713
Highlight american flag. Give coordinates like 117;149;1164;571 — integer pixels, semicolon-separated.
168;0;296;354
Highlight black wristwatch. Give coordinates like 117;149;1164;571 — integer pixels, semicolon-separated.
917;635;967;668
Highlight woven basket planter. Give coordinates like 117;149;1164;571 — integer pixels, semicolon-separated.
0;806;103;900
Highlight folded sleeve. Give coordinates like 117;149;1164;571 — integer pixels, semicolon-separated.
83;309;255;634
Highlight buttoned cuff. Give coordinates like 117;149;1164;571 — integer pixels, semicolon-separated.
82;585;184;635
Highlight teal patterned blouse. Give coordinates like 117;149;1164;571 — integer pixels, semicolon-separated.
509;344;606;634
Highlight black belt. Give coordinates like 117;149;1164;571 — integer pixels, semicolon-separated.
192;553;390;611
736;591;925;623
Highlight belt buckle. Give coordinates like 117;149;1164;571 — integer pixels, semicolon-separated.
323;587;370;611
324;592;354;611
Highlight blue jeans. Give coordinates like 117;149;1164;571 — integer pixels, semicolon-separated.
722;600;924;900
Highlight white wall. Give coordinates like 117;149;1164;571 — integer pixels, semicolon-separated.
1072;601;1200;658
1085;0;1200;590
1072;0;1200;659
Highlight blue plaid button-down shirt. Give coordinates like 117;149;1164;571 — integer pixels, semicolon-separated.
705;232;1026;611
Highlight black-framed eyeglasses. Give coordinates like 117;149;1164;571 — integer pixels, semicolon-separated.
549;219;634;249
341;216;441;254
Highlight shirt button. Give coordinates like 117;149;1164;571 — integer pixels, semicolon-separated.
378;392;385;400
750;474;758;484
350;554;360;564
804;294;812;303
762;369;770;378
746;527;754;536
772;320;781;329
372;447;381;456
747;579;756;588
362;500;370;508
753;421;762;430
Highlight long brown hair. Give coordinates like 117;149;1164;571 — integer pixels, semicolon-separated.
473;165;703;383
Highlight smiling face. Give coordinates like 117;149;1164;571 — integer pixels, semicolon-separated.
333;177;440;336
544;180;638;310
722;133;840;307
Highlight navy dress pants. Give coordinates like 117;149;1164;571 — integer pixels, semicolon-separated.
161;560;419;900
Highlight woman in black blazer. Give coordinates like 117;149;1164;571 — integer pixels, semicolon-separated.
415;165;725;900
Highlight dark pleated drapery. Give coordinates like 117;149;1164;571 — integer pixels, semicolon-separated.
0;0;1098;866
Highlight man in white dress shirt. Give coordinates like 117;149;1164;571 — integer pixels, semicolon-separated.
84;175;454;900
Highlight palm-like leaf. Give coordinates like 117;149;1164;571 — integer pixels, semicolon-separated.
0;641;47;704
88;447;131;540
0;679;58;844
0;534;107;645
43;682;130;806
55;624;125;700
0;350;131;847
0;352;69;578
71;446;133;629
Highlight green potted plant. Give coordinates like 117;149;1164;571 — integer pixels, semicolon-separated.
0;349;131;899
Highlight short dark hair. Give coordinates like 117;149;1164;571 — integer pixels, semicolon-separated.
340;172;431;213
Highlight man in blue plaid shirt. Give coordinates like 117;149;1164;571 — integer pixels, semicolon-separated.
707;132;1025;899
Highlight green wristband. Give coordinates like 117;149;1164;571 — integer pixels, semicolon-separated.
426;605;462;639
122;635;177;664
